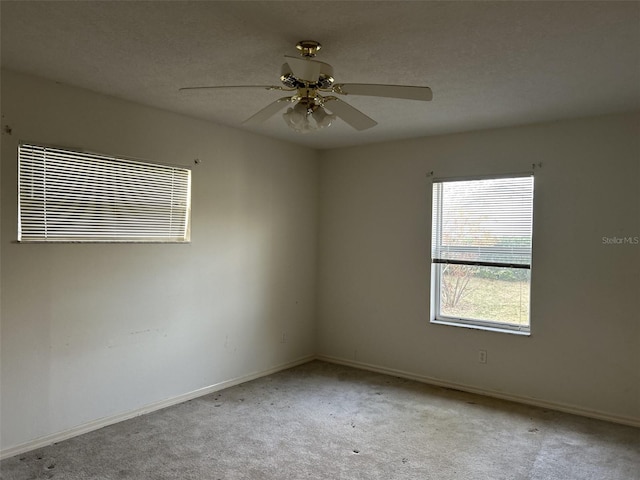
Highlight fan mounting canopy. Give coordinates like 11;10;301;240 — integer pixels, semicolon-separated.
296;40;322;57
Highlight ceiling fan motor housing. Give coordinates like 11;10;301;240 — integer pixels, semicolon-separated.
317;72;335;89
280;63;334;90
280;64;298;88
280;60;335;89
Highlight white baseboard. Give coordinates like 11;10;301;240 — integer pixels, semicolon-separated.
316;354;640;429
0;354;315;461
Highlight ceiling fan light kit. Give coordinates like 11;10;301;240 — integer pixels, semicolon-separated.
283;100;336;134
180;41;432;133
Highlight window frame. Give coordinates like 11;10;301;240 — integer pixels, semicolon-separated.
17;142;192;243
430;173;534;335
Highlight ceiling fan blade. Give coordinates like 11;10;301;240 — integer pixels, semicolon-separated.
284;56;322;83
323;97;377;131
242;96;293;126
179;85;286;92
333;83;433;101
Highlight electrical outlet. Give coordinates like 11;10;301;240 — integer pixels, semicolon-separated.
479;350;487;364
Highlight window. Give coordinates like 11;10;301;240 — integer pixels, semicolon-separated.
18;143;191;242
431;174;534;334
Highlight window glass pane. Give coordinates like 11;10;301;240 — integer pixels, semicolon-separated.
438;264;530;326
431;174;534;333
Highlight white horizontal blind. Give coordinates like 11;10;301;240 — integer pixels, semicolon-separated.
432;175;533;267
18;143;191;242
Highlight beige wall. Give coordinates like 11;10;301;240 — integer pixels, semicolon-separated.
2;68;638;455
317;113;640;422
0;70;319;452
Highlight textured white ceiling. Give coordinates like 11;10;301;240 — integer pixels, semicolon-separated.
2;1;639;149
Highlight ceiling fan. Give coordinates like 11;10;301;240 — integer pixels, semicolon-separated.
180;40;433;133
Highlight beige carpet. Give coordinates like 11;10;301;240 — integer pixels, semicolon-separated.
2;360;639;479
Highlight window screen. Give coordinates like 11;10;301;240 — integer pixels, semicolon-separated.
18;143;191;242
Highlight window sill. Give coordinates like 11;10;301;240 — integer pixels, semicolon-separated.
14;240;191;244
431;318;531;336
